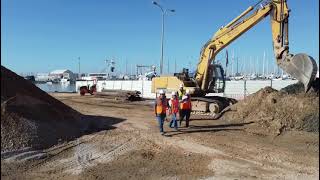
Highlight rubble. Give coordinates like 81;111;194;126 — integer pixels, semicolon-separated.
96;90;142;101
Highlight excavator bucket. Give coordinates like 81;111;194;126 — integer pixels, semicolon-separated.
281;53;318;92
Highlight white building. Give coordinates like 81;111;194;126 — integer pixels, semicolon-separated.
49;69;76;81
35;73;51;82
81;73;108;81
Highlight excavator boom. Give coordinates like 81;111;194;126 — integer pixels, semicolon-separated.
195;0;318;92
269;0;318;91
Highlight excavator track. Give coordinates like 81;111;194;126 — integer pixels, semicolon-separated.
191;96;237;115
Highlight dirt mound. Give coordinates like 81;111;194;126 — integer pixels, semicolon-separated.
222;84;319;135
1;66;90;152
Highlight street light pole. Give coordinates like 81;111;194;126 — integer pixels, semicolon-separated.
152;1;175;75
160;12;164;74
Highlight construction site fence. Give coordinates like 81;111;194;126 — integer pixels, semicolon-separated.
224;79;299;100
75;79;298;100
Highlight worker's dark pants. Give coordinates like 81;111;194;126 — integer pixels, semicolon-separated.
156;114;166;133
180;109;191;127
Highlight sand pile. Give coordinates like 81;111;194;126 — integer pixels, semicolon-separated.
1;66;89;152
222;83;319;135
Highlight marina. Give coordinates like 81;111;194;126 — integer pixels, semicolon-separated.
35;82;76;93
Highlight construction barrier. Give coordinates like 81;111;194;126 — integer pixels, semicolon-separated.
76;79;298;100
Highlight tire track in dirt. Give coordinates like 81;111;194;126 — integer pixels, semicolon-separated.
28;130;143;175
134;128;318;179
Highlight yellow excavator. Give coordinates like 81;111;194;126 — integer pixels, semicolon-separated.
152;0;318;113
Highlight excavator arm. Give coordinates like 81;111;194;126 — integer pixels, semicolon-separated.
195;0;318;92
270;0;318;92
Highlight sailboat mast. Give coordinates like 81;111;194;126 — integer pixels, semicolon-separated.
231;49;234;76
266;54;268;76
263;51;265;77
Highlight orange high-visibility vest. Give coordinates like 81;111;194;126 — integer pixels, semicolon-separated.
156;97;167;114
170;98;179;113
180;96;191;110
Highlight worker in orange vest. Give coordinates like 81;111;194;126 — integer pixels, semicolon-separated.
154;89;168;135
168;91;179;131
179;89;192;128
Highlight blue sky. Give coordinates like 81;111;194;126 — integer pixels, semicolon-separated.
1;0;319;75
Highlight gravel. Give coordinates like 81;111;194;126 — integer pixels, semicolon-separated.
1;66;89;152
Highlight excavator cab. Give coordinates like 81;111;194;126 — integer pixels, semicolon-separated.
174;68;191;81
206;64;226;93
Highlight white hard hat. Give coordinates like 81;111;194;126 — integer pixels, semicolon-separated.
179;84;184;88
171;91;177;96
159;89;165;94
186;89;190;94
182;95;188;100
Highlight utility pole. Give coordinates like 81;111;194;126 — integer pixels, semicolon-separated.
174;59;177;73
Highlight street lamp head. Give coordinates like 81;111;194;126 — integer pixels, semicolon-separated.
152;1;158;5
169;9;175;12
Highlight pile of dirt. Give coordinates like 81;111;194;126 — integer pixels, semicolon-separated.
222;83;319;135
1;66;91;152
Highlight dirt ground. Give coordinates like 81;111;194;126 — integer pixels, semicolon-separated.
1;93;319;179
